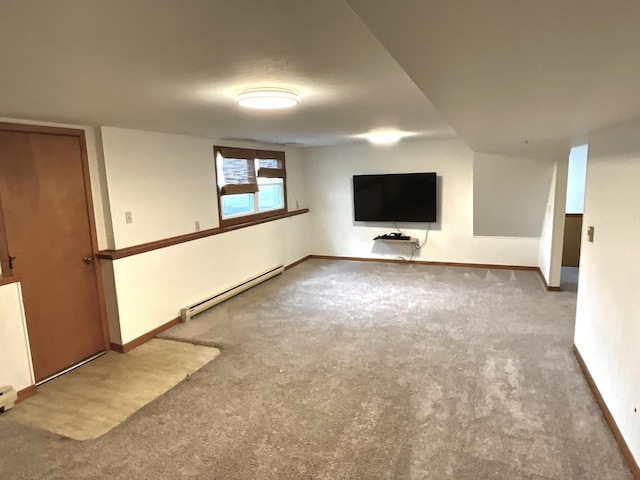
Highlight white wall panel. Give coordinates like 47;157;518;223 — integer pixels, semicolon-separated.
305;138;541;266
112;214;310;344
0;282;34;391
474;153;555;237
574;118;640;466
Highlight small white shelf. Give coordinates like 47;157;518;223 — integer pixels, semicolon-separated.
375;237;419;246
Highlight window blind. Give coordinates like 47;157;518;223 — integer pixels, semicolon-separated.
256;150;286;179
217;147;259;196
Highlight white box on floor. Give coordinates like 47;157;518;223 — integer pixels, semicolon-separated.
0;385;18;412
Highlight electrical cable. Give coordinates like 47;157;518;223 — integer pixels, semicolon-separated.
409;223;431;262
418;223;431;249
409;243;417;262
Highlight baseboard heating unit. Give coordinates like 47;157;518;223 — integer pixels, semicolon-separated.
181;264;284;322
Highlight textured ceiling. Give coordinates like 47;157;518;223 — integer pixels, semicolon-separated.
0;0;455;146
4;1;636;152
346;0;640;153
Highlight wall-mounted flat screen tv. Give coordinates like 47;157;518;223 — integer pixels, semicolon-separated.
353;172;437;222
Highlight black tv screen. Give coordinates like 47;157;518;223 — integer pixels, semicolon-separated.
353;173;437;222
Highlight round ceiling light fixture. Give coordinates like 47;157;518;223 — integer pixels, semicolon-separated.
367;131;403;145
236;87;299;109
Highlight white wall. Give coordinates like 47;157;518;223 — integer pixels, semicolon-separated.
101;127;218;249
474;153;555;237
99;127;311;344
101;261;122;345
305;138;540;266
574;118;640;466
101;127;309;249
537;159;569;287
111;214;310;343
548;159;569;287
0;282;34;391
538;164;558;283
566;144;588;214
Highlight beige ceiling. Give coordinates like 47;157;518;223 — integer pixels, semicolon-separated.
346;0;640;153
4;1;637;152
0;0;454;146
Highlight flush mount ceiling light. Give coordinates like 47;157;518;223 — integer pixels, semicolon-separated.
367;131;403;145
355;129;418;145
236;87;299;109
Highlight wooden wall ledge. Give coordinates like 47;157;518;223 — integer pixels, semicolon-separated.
0;275;21;287
97;208;309;261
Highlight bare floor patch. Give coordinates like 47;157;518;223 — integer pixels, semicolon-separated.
7;338;219;440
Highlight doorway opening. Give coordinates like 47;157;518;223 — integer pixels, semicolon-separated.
561;144;588;292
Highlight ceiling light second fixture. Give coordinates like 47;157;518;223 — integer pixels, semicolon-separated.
367;130;404;145
236;87;299;110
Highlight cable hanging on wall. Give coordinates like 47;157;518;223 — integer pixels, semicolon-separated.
409;223;431;262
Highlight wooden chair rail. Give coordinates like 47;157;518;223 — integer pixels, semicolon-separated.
97;208;309;260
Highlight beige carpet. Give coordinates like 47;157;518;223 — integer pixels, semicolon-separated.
6;338;219;440
0;260;632;478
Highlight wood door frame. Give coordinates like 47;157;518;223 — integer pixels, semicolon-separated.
0;190;11;275
0;122;111;351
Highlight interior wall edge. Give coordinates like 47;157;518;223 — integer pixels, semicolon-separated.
548;158;569;287
573;345;640;480
95;128;116;250
110;316;181;354
110;253;313;352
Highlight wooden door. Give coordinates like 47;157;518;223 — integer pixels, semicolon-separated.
0;126;107;382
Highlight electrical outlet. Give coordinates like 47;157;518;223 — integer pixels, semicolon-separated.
125;211;133;224
195;221;201;232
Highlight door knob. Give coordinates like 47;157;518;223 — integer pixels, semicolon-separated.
83;256;93;264
8;255;16;270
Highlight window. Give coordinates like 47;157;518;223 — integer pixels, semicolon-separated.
214;146;287;226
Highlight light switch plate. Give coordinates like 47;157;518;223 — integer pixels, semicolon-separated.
125;211;133;224
587;226;594;242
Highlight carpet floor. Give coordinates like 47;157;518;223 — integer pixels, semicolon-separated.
0;259;632;479
560;266;579;293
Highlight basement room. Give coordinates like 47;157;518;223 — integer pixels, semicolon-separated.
0;1;639;479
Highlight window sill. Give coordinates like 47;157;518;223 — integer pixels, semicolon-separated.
96;208;309;260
